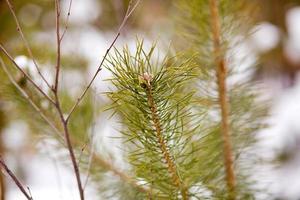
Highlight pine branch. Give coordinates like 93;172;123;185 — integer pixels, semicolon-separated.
209;0;236;198
142;73;188;199
107;42;198;199
0;156;33;200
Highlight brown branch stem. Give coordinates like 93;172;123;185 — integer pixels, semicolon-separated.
52;1;84;199
54;94;85;200
144;81;188;200
209;0;236;198
0;156;33;200
54;0;61;92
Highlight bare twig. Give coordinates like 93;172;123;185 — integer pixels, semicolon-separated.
58;107;85;200
209;0;236;198
5;0;52;90
60;0;73;42
52;0;85;199
0;43;56;105
66;0;141;121
0;156;33;200
54;0;61;92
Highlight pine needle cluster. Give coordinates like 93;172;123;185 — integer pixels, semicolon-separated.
106;42;204;199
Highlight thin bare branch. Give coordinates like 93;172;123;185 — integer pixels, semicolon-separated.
0;156;33;200
55;99;85;200
60;0;73;42
54;0;61;92
5;0;52;90
66;0;141;121
52;1;85;199
0;43;56;105
209;0;236;198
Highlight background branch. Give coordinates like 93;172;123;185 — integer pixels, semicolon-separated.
209;0;236;198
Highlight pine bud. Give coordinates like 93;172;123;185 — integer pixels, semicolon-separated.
139;72;153;88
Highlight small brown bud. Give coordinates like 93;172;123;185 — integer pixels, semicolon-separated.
139;72;153;86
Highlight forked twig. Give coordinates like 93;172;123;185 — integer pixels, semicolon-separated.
52;1;85;199
53;2;141;194
0;156;33;200
66;0;141;121
5;0;52;90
